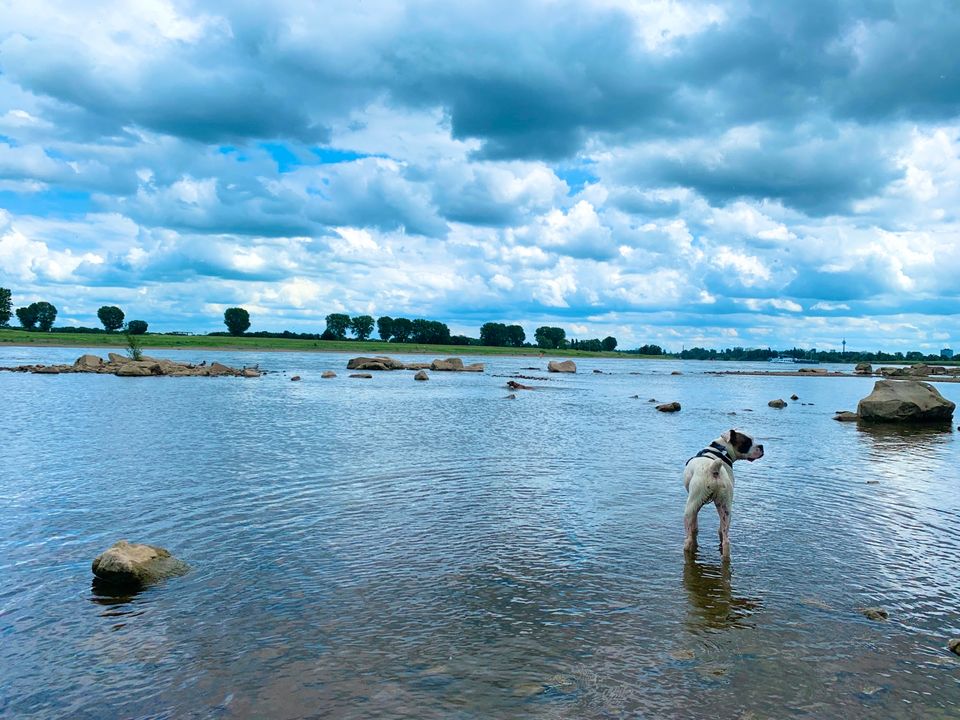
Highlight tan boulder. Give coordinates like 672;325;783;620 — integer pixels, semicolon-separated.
431;358;464;371
321;371;337;379
241;368;260;378
414;370;429;381
347;356;405;370
74;354;104;370
92;540;188;587
547;360;577;373
115;362;157;377
207;362;235;376
857;380;956;423
768;399;787;408
854;362;873;375
107;352;129;364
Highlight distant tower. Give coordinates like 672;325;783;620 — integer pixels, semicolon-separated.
842;338;846;356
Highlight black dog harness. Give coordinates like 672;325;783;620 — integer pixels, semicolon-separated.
686;441;734;468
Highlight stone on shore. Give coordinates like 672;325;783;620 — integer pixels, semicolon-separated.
855;362;873;375
768;399;788;408
431;358;464;371
92;540;188;587
833;411;859;422
321;371;337;379
547;360;577;373
857;380;955;423
414;370;429;381
656;401;681;412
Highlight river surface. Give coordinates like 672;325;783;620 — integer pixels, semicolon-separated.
1;347;959;719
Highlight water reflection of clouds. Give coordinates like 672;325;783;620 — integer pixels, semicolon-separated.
683;557;762;634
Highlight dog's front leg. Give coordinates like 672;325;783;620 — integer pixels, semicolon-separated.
715;499;731;558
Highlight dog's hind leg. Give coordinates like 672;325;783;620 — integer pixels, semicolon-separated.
714;499;731;559
683;497;702;554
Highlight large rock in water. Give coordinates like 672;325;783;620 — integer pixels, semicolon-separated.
548;360;577;373
346;356;405;371
74;354;104;371
431;358;464;371
857;380;956;423
92;540;188;587
854;362;873;375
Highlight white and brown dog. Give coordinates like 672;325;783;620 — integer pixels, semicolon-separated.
683;430;764;558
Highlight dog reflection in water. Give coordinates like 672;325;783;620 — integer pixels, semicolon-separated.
682;556;761;632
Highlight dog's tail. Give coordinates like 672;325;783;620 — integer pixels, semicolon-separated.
709;458;723;478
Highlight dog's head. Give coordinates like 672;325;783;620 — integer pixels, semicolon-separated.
721;429;764;462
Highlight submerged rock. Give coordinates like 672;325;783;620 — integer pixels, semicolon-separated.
861;607;889;621
833;411;859;422
857;380;955;423
463;363;485;372
547;360;576;373
414;370;429;381
321;371;336;379
948;638;960;656
349;373;373;379
656;401;681;412
290;375;301;381
768;399;788;408
92;540;188;587
505;393;517;400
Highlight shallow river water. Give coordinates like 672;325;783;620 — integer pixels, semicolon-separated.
1;347;959;719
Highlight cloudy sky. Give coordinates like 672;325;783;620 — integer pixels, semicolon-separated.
1;0;959;351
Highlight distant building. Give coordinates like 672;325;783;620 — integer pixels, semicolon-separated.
942;348;954;359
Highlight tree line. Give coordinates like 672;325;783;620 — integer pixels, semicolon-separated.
0;288;149;334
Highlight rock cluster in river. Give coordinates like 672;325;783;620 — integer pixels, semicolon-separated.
0;353;259;378
857;380;955;423
346;356;484;372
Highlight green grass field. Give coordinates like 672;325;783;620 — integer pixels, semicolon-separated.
0;328;646;359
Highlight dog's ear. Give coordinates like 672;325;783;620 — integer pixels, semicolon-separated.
727;429;738;445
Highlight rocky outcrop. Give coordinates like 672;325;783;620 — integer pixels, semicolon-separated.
768;399;788;408
855;362;873;375
347;356;407;371
547;360;577;373
656;401;681;412
4;354;260;378
431;358;464;371
857;380;956;423
92;540;188;587
414;370;429;381
833;411;859;422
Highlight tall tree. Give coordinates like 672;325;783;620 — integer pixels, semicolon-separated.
377;316;394;341
224;307;251;336
391;317;412;343
325;313;351;340
480;322;508;346
506;325;526;347
0;287;11;326
97;305;125;331
350;315;375;340
16;306;37;329
31;302;57;331
534;326;566;349
601;336;618;351
126;320;149;335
